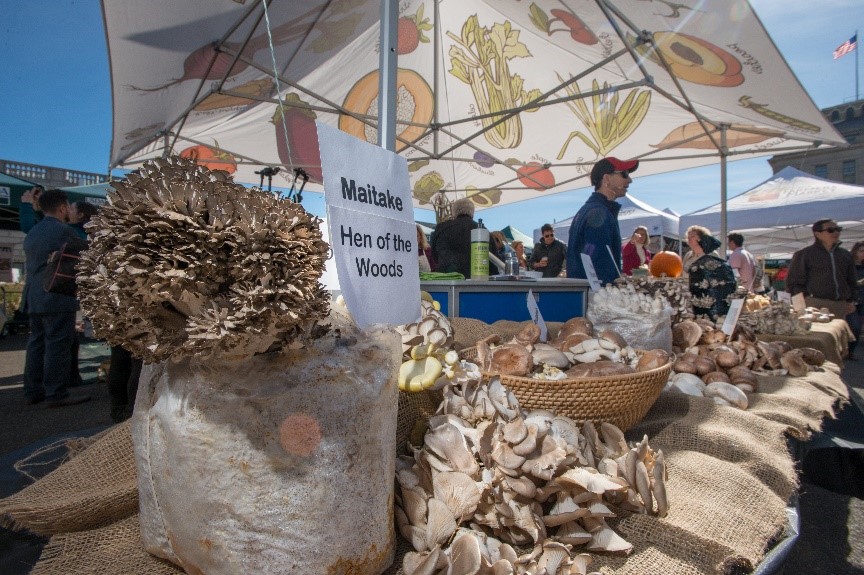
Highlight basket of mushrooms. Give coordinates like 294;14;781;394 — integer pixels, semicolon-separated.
460;318;672;432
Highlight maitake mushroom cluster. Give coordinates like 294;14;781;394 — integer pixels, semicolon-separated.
736;301;811;336
666;319;825;409
396;377;668;575
617;276;694;324
77;156;330;362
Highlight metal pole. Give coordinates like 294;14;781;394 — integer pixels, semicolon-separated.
377;0;398;152
720;125;728;256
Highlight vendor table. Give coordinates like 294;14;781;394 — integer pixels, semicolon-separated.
420;279;590;323
757;319;853;366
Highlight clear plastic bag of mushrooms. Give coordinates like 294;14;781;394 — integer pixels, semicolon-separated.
586;284;674;352
77;156;401;575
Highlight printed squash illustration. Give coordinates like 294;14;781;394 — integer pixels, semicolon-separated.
465;185;502;207
636;31;744;87
652;122;783;150
339;68;433;152
179;144;237;174
194;79;273;112
649;251;683;278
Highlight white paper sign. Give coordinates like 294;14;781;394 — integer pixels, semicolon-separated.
721;298;745;335
777;291;792;304
526;290;548;342
317;123;419;328
791;293;806;312
580;253;602;292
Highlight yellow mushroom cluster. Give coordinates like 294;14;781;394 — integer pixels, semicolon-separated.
396;376;669;575
77;155;330;362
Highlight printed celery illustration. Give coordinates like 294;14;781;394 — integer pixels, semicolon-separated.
556;75;651;159
448;15;542;149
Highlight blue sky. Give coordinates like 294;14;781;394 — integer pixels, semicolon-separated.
1;0;861;237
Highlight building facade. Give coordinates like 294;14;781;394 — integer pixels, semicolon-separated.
769;99;864;186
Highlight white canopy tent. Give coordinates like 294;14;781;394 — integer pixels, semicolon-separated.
537;193;679;249
101;0;844;220
680;166;864;258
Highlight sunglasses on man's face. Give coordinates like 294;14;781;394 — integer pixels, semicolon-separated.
613;170;631;178
543;233;554;238
819;226;843;233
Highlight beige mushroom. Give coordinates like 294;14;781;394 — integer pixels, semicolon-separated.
403;546;442;575
542;494;590;527
597;329;628;349
511;323;541;346
433;471;483;523
556;317;594;341
536;541;571;575
651;451;669;518
425;498;458;550
672;320;702;350
704;381;749;409
702;370;731;384
799;347;825;366
587;526;633;554
490;343;534;376
781;350;809;377
555;522;592;546
635;349;670;372
446;532;483;575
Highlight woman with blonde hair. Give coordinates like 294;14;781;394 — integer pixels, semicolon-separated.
511;240;529;271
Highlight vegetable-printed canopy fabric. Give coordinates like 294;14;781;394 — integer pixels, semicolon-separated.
103;0;844;210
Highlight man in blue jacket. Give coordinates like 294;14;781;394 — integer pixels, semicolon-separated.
566;157;639;285
22;189;91;407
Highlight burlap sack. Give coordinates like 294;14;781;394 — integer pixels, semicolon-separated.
0;319;850;575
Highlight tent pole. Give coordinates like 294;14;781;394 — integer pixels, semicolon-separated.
720;125;729;256
377;0;398;152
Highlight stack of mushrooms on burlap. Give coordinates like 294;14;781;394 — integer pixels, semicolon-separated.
393;306;671;575
76;156;403;575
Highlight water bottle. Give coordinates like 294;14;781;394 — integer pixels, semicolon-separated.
505;251;519;276
470;219;489;280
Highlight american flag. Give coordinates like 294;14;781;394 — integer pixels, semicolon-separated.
833;34;857;60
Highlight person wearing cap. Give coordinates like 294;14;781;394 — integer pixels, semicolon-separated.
566;157;638;285
786;219;857;322
685;225;736;320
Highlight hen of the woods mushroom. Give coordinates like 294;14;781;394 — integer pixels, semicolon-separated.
77;156;331;362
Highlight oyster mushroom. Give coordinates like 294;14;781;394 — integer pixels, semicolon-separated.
433;471;483;522
403;546;442;575
446;531;483;575
542;494;590;527
399;355;444;392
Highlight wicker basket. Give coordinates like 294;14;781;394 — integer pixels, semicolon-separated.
460;347;671;431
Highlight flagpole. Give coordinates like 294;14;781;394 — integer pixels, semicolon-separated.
857;29;860;100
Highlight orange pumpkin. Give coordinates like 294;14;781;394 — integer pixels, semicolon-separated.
649;251;683;278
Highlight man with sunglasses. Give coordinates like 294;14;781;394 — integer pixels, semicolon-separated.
566;157;638;285
786;219;857;323
530;224;567;277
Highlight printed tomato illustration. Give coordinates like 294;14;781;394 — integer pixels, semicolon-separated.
179;144;237;174
517;162;555;190
272;93;323;183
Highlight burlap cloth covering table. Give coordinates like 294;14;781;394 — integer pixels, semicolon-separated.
0;318;849;575
756;318;853;366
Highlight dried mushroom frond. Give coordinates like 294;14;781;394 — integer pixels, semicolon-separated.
77;155;330;362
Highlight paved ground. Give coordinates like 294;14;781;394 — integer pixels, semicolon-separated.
0;330;862;574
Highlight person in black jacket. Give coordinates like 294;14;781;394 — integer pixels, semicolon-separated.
430;198;477;278
786;219;857;321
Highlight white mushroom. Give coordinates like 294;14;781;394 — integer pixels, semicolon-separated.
704;381;749;409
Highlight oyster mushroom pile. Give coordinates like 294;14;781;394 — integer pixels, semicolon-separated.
77;155;330;362
736;301;811;336
396;377;669;575
616;276;694;325
470;319;670;381
666;320;826;408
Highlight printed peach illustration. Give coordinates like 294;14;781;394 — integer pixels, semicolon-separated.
640;32;744;87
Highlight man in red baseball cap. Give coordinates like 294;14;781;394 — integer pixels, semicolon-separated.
566;156;639;284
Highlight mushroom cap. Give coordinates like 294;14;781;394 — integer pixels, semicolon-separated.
635;349;670;372
490;344;534;376
672;320;702;349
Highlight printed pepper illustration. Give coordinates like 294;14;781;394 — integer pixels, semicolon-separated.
652;122;785;149
179;142;237;174
272;93;323;183
556;75;651;159
339;68;434;152
739;96;821;133
397;3;433;54
193;79;273;112
130;4;363;91
447;15;542;149
528;3;598;45
633;31;744;87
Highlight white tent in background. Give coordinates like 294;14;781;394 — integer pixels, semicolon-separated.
538;193;679;248
679;167;864;258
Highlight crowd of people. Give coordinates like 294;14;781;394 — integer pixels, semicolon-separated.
18;187;140;421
